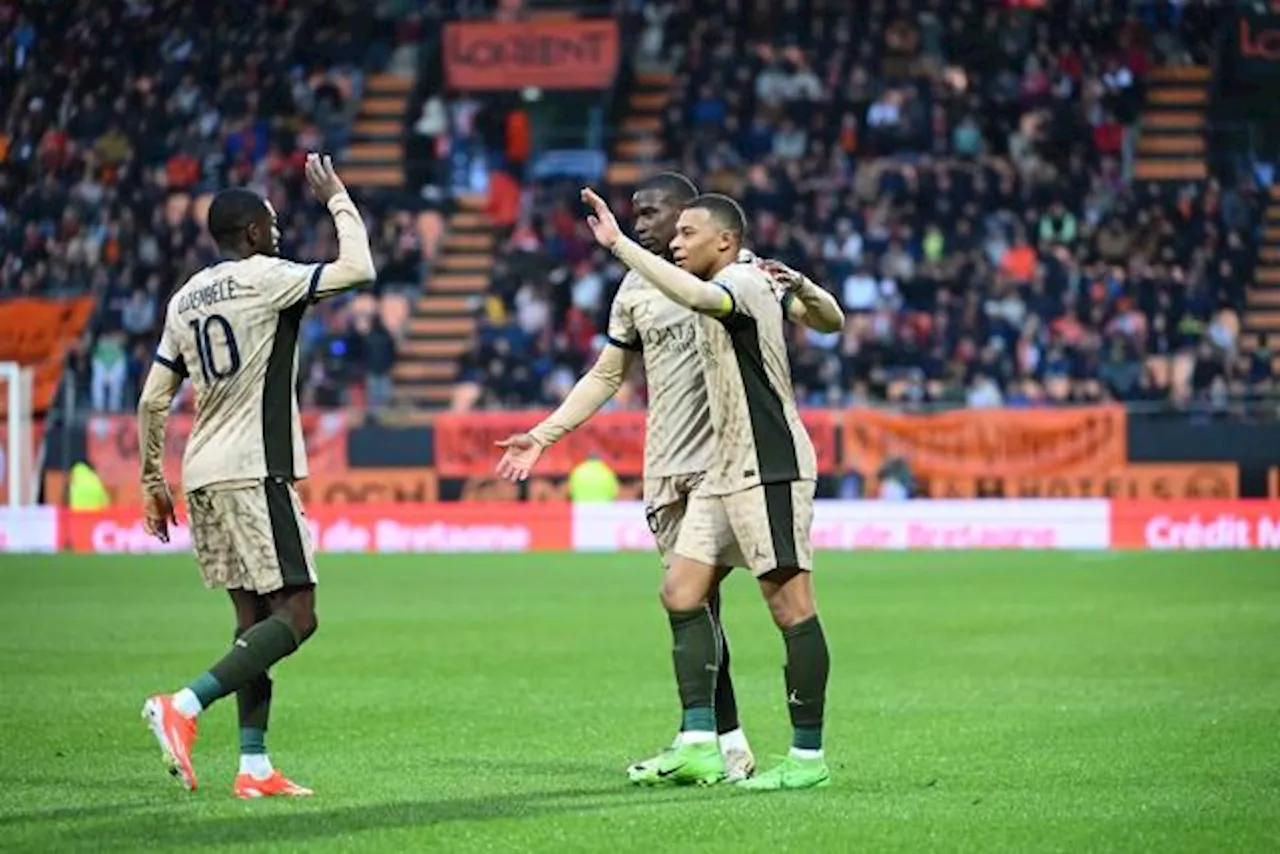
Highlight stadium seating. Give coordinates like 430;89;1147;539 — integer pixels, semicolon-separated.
449;0;1275;416
0;0;419;413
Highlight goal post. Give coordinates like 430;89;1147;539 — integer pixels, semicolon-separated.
0;362;35;508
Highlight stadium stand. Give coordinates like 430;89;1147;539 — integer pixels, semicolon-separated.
0;0;423;414
2;0;1275;420
450;0;1276;418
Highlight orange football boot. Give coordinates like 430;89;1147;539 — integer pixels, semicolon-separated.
141;694;198;791
233;770;314;799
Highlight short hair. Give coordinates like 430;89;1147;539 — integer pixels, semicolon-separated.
637;171;699;204
685;193;747;241
207;188;267;245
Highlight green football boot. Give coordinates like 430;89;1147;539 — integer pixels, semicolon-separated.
627;739;725;786
736;754;831;791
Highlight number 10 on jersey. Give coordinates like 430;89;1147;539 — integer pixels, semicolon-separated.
189;315;241;382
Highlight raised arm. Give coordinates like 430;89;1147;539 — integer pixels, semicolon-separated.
581;188;732;317
309;192;377;300
309;155;376;299
265;155;377;310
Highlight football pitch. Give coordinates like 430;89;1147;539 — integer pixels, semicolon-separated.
0;551;1277;853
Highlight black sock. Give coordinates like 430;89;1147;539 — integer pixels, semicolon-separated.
206;615;299;702
783;616;829;751
709;592;740;735
669;606;719;731
234;628;273;755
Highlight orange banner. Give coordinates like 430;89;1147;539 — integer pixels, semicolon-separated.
48;466;435;509
444;20;620;90
85;412;349;492
1271;467;1279;499
917;463;1238;499
844;406;1127;483
293;469;438;505
434;409;840;478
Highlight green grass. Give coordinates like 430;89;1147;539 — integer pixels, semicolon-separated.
0;551;1277;853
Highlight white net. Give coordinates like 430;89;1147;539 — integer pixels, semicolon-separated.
0;363;35;507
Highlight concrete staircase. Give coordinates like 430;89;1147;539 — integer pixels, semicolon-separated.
342;74;411;189
1242;183;1280;373
392;195;494;408
1133;65;1209;184
605;69;673;187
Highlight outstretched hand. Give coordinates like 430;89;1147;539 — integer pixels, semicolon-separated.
580;187;622;248
495;433;544;482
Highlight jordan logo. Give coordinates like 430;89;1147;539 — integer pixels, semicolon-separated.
787;689;803;707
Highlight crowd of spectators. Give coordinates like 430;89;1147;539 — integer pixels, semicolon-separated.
0;0;423;413
465;0;1276;418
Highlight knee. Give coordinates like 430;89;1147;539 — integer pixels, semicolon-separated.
271;595;318;643
769;600;816;630
659;577;706;613
292;609;318;643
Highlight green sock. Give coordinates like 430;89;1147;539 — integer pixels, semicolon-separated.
669;606;719;730
783;616;829;751
681;706;715;732
234;628;272;754
240;727;267;756
207;616;299;701
187;671;223;707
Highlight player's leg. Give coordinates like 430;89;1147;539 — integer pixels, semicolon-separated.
229;589;273;780
629;491;728;786
730;482;831;791
709;567;755;780
226;587;311;798
629;485;753;780
231;582;316;798
231;480;316;797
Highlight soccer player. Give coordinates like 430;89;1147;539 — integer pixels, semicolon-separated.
495;174;841;784
137;154;376;797
578;187;833;791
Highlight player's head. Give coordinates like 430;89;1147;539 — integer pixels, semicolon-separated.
207;188;281;258
671;193;746;280
631;172;698;256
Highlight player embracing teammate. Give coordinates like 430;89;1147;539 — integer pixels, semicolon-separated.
498;176;842;791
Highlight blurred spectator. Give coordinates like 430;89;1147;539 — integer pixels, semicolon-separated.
451;0;1271;418
2;0;419;412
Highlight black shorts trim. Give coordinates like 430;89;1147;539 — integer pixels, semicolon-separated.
763;482;798;568
264;478;311;587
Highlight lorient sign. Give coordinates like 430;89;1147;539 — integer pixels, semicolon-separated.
1234;8;1280;77
444;20;620;91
